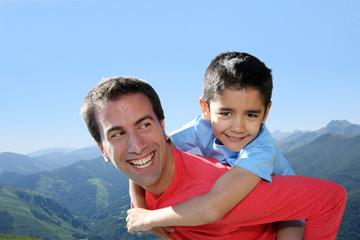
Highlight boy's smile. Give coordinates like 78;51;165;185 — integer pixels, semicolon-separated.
202;87;271;152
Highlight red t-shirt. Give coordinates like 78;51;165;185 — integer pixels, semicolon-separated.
145;149;276;240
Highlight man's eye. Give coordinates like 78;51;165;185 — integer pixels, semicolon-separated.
140;122;151;129
112;131;125;138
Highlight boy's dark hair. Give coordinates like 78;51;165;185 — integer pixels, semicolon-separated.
81;76;165;143
203;51;273;108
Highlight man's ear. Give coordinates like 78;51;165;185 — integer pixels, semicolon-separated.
97;141;111;162
199;97;211;121
262;101;272;124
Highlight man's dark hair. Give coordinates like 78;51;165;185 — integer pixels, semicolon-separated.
81;76;165;143
203;51;273;108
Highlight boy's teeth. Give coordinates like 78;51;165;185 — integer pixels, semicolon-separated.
129;153;153;169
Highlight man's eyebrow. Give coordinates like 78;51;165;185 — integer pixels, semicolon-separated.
136;115;155;125
106;115;155;136
106;126;124;135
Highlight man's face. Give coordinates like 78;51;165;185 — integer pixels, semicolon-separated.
95;93;172;192
203;88;271;152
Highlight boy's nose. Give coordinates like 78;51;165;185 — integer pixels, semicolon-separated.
128;132;147;154
230;117;246;133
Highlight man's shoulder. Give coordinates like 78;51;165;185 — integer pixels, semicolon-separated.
172;148;229;192
173;148;230;171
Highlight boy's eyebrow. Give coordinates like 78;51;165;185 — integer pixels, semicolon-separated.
246;109;262;113
218;107;262;113
218;107;234;111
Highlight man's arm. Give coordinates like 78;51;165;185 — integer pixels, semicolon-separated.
127;166;261;231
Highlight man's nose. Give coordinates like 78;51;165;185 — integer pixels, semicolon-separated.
128;132;147;154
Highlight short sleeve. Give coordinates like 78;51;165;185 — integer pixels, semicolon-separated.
230;145;275;182
170;115;215;156
228;124;295;182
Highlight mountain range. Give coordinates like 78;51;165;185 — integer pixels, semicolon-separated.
0;146;102;175
275;119;360;153
0;119;359;239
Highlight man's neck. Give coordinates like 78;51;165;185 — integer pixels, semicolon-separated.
145;146;175;198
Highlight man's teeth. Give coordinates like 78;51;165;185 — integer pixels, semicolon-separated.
129;153;153;169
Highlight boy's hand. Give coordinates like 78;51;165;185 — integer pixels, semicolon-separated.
127;208;174;239
127;208;152;232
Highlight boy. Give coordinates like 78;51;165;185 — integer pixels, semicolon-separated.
128;52;303;238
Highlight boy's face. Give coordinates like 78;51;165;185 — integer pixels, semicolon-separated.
200;88;271;152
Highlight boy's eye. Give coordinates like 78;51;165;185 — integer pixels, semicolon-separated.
219;112;232;117
246;113;258;118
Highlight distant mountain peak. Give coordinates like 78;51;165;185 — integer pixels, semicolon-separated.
276;119;360;153
323;119;360;135
27;147;77;157
326;119;352;128
270;129;304;141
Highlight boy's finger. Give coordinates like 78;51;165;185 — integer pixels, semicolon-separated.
164;226;175;232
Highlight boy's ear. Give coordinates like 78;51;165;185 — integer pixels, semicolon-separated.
262;101;272;123
97;141;111;162
161;119;165;131
199;97;211;120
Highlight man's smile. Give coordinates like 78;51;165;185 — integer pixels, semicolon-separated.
128;152;154;169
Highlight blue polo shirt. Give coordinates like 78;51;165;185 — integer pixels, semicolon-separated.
170;115;294;182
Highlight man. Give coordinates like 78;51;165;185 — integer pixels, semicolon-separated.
81;76;346;240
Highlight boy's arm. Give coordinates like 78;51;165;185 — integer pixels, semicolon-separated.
127;166;261;231
129;180;175;238
129;179;146;208
276;221;304;240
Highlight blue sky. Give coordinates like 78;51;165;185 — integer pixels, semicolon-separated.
1;0;359;154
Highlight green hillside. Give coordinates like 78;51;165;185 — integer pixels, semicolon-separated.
3;157;158;239
12;158;129;219
285;134;360;239
0;185;92;240
0;234;41;239
285;134;360;191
